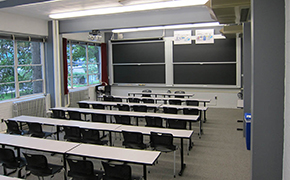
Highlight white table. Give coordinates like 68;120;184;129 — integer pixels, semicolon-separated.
9;115;121;145
128;92;195;98
66;143;160;180
0;133;80;180
115;125;193;176
0;175;24;180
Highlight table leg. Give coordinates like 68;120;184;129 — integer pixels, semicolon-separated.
178;138;186;176
109;131;113;146
56;126;60;140
63;154;67;180
203;102;207;123
143;165;147;180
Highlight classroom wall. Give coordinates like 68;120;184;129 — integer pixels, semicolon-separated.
0;11;48;36
283;0;290;179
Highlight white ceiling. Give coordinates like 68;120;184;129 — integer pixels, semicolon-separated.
0;0;181;20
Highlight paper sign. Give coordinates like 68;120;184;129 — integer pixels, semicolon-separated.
174;30;192;44
195;29;214;44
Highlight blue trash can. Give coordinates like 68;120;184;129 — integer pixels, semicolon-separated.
244;113;251;150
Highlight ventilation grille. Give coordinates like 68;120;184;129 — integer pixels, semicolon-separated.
12;96;46;117
69;88;89;107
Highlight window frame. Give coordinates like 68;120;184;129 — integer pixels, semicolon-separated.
0;38;46;101
67;41;101;89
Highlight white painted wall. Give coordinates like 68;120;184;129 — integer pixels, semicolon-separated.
283;0;290;179
0;11;48;36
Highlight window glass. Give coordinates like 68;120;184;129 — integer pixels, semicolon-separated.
0;83;15;101
0;39;14;65
67;42;101;88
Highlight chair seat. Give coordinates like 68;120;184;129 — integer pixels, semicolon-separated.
30;131;53;138
153;145;177;153
68;169;103;180
122;142;148;150
26;163;63;177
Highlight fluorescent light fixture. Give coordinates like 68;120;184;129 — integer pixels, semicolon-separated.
49;0;208;19
112;22;222;33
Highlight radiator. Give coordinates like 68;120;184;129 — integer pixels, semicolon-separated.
69;88;89;107
12;96;46;117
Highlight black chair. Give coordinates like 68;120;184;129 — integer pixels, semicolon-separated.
81;128;108;145
142;98;154;104
183;108;199;116
150;132;177;177
117;104;130;111
78;102;90;108
63;126;82;142
91;113;106;123
142;89;152;97
114;115;131;125
51;110;66;119
132;105;147;112
113;97;122;102
186;100;199;106
128;98;140;103
92;104;105;109
67;159;103;180
174;90;185;98
163;107;178;114
122;131;147;150
0;148;26;178
167;119;187;129
102;161;139;180
23;153;63;180
4;120;27;135
145;116;163;128
27;122;53;139
68;110;82;121
104;95;114;102
168;99;182;105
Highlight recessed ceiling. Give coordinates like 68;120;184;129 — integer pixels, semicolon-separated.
0;0;179;20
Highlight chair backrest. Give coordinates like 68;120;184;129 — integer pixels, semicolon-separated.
67;159;96;179
81;128;100;141
186;100;199;106
183;108;199;115
63;126;82;142
168;99;182;105
92;104;105;109
150;132;175;149
27;122;45;138
114;115;131;125
68;110;82;120
167;119;187;129
163;107;178;114
132;105;147;112
78;102;90;108
128;98;140;103
142;98;154;104
113;97;122;102
104;95;114;102
122;131;145;149
52;110;66;119
145;116;163;128
174;90;185;98
102;161;132;180
4;120;22;135
23;153;52;176
142;89;152;97
117;104;130;111
91;113;106;123
0;148;19;169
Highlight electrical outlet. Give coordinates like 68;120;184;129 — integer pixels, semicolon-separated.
215;95;217;100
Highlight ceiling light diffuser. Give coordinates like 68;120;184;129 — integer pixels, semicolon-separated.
49;0;208;19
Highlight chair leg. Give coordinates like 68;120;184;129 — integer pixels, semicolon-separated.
174;151;176;178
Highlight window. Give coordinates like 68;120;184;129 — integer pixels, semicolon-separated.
67;41;101;89
0;39;44;101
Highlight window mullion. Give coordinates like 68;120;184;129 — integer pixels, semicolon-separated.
14;40;19;98
86;45;89;86
70;42;73;88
